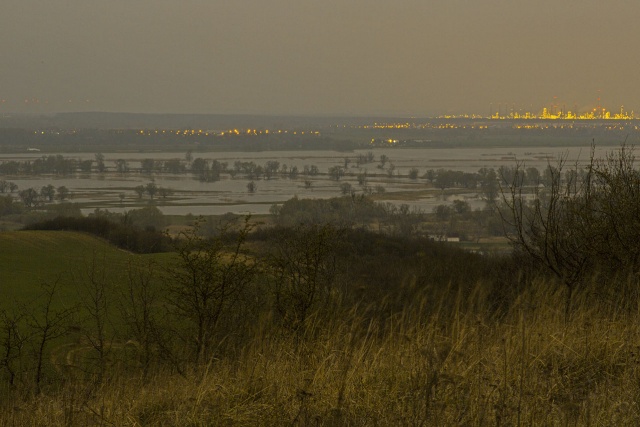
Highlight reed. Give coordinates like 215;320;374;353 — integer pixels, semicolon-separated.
3;274;640;426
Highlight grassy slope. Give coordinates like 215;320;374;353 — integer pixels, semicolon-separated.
0;230;173;308
3;231;640;424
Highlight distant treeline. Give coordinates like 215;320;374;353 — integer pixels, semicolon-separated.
0;154;326;181
0;128;359;152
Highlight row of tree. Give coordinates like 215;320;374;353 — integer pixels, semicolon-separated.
0;155;84;176
132;182;173;200
0;180;18;194
16;185;70;208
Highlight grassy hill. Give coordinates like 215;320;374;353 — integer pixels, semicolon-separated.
4;228;640;424
0;230;173;308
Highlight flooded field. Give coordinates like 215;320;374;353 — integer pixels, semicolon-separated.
1;145;602;216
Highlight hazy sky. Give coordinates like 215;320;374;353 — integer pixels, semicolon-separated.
2;0;639;116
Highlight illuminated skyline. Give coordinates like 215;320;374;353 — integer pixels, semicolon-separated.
2;98;636;120
2;1;640;116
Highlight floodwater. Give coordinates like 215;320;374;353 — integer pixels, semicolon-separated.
0;145;607;216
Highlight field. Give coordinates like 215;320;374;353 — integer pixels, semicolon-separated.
1;229;640;425
0;230;173;309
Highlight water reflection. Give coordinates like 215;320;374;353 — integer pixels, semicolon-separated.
2;145;600;215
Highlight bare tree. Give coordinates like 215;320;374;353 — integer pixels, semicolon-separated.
586;145;640;273
357;171;367;186
56;185;70;201
0;309;26;387
145;181;158;199
328;166;344;181
26;280;77;392
19;188;41;208
114;159;129;174
95;153;105;173
119;260;161;378
134;185;145;199
498;146;640;318
340;182;353;195
76;254;114;383
501;156;585;317
166;217;256;365
269;224;344;339
40;184;55;202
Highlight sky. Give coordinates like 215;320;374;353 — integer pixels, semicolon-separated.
2;0;639;117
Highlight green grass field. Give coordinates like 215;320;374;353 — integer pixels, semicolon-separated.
0;230;173;309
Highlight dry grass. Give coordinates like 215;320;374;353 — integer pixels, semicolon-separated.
4;278;640;426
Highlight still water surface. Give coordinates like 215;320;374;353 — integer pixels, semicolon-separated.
1;145;604;215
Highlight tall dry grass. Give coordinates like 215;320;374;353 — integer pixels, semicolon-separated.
3;275;640;426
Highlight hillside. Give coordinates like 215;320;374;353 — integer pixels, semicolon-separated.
3;225;640;424
0;230;172;307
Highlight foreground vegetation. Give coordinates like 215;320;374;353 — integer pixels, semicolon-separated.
3;264;640;424
0;223;638;425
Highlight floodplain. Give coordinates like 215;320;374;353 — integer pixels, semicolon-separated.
0;145;608;217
